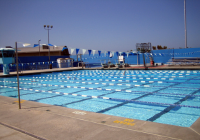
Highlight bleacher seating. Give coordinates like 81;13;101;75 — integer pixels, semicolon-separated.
167;57;200;66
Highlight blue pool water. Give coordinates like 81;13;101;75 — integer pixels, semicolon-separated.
0;70;200;127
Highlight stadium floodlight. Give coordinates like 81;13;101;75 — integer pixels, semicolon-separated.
44;25;53;69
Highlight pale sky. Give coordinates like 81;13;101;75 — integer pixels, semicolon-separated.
0;0;199;51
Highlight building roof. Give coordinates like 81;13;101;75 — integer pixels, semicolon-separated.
0;48;15;51
16;46;66;53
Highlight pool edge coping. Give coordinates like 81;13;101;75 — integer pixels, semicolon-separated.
1;66;200;77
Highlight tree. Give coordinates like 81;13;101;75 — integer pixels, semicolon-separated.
137;48;140;51
152;46;156;50
163;46;167;49
157;45;163;50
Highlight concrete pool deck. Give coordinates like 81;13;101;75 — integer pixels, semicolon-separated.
0;96;200;140
0;66;200;140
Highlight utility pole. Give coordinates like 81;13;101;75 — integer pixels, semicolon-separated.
184;0;187;48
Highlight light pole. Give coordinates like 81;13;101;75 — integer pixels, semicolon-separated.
38;39;41;56
184;0;187;48
44;25;53;68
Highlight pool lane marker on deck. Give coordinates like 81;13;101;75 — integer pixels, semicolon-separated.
2;85;200;109
114;119;135;126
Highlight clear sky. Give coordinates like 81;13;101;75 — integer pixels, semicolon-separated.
0;0;199;52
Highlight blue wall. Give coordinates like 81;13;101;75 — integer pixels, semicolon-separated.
150;47;200;64
78;47;200;65
1;47;200;71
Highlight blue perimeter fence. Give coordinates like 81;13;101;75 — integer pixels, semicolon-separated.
0;61;72;72
1;47;200;72
71;47;200;66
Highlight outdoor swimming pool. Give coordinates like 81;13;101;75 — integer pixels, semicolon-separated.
0;70;200;127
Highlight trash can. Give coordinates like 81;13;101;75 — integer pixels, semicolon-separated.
49;64;52;69
57;58;70;68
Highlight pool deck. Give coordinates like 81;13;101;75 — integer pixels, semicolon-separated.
0;66;200;140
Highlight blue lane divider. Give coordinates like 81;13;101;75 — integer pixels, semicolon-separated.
3;77;199;90
80;75;200;81
64;70;200;74
51;72;200;77
47;73;200;78
30;76;200;85
45;74;200;81
50;70;200;74
2;81;200;97
10;75;200;86
59;72;200;76
26;79;200;89
1;85;200;109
